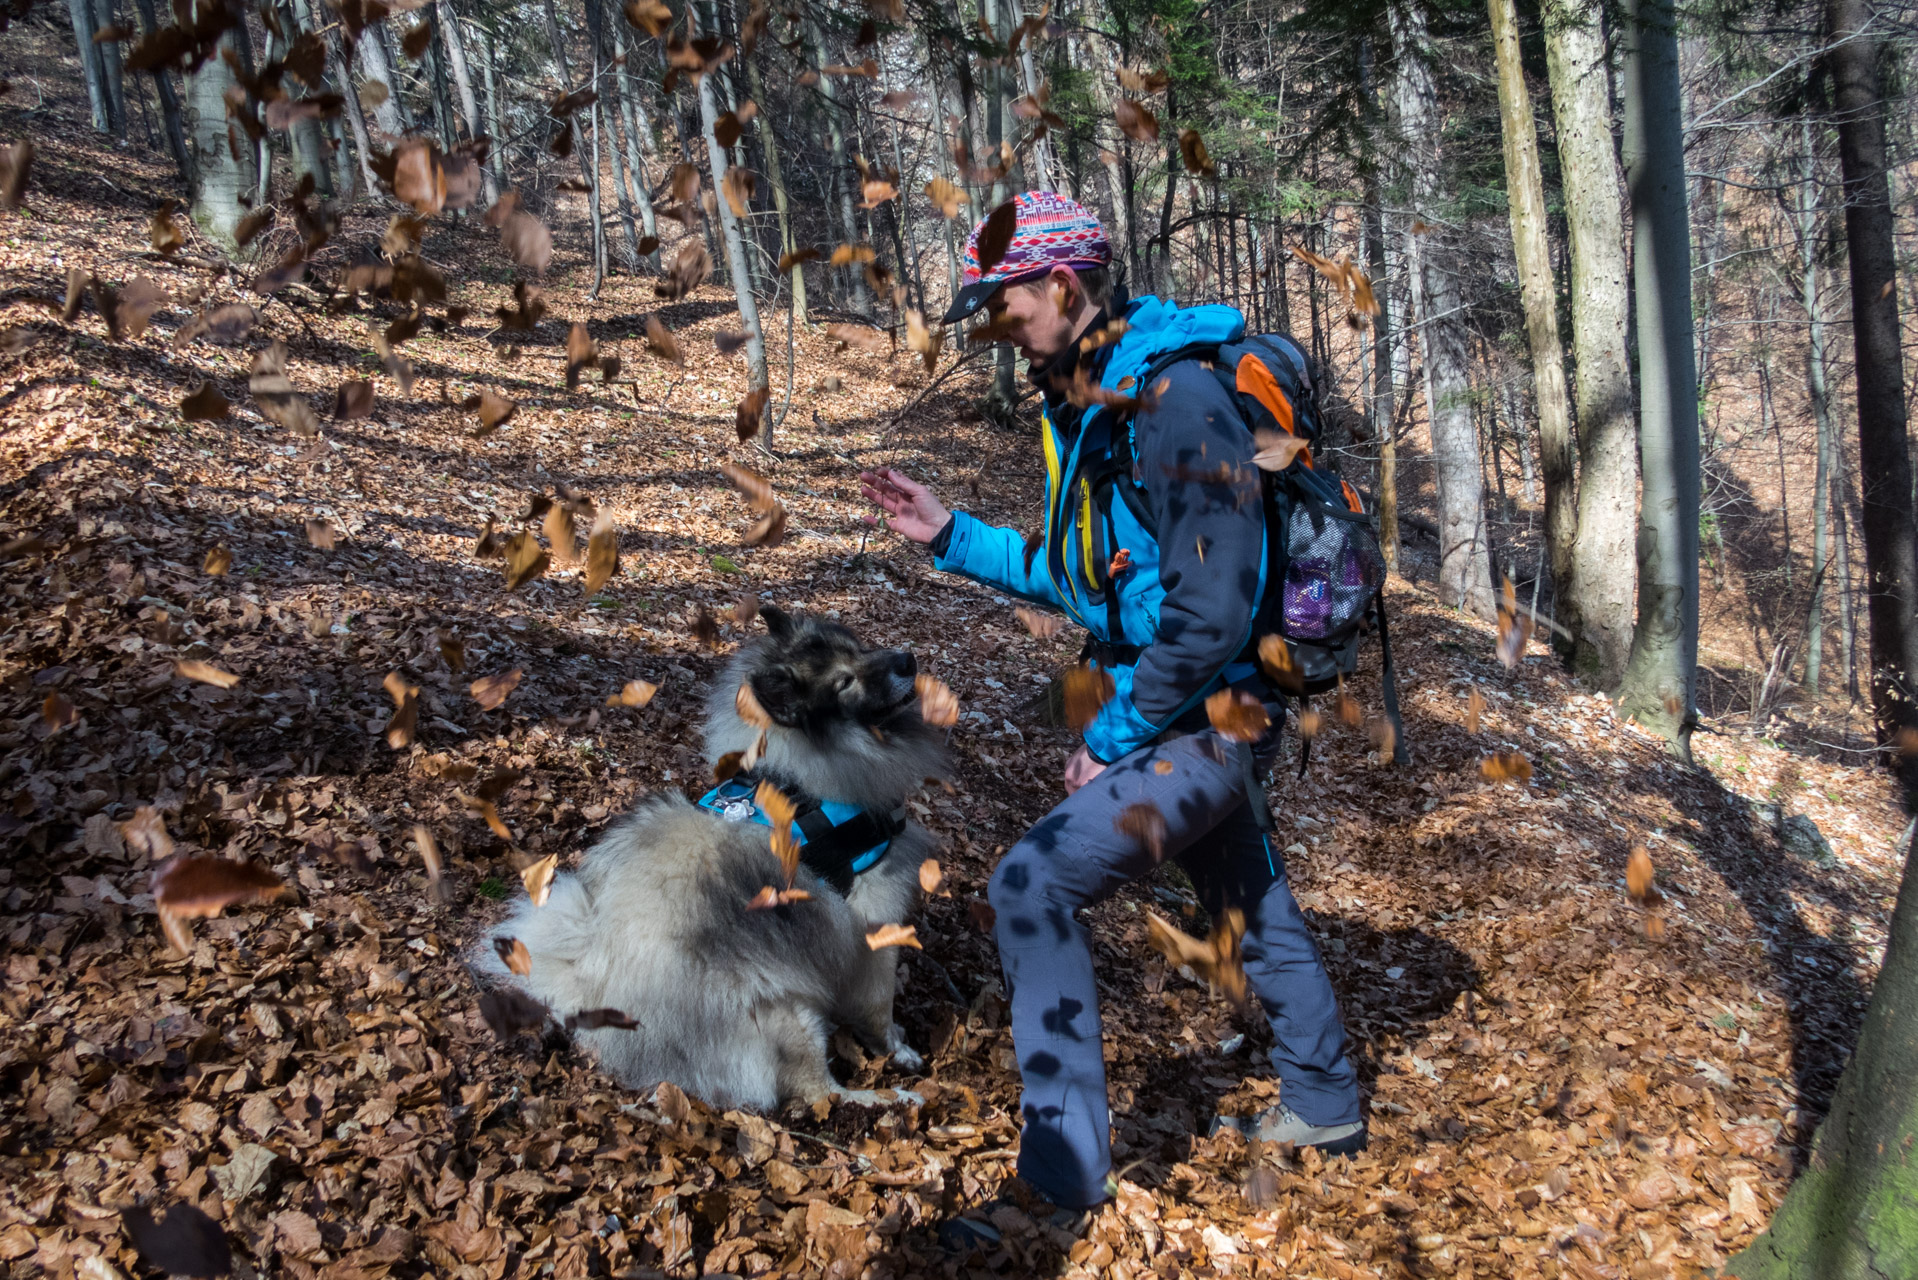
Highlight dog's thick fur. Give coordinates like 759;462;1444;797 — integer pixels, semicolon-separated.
475;607;946;1110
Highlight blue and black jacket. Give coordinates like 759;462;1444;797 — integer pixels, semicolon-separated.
930;295;1271;763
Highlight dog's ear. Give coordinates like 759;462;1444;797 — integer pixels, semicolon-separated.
760;604;794;639
747;667;802;725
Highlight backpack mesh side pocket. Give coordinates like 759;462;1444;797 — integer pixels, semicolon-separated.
1280;498;1385;641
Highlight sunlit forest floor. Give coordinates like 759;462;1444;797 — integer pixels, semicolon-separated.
1;23;1912;1279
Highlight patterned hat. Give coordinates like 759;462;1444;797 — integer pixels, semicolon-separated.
942;190;1112;324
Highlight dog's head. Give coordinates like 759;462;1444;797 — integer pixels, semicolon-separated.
706;606;947;808
742;605;921;734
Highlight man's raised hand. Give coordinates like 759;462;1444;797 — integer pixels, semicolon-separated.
858;468;951;545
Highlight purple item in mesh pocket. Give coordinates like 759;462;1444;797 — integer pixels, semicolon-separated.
1284;557;1337;637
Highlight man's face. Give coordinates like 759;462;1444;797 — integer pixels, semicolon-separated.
984;269;1078;366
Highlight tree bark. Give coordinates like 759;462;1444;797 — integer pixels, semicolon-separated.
65;0;112;136
1391;0;1494;618
358;28;406;137
437;0;497;203
610;14;660;265
1802;120;1832;693
811;19;870;316
89;0;126;140
185;31;254;250
1827;0;1918;760
745;50;803;322
1489;0;1576;620
1725;845;1918;1278
1612;0;1699;758
128;0;193;184
274;0;335;197
691;10;768;420
1542;0;1637;684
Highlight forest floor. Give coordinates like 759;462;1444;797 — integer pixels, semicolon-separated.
2;25;1914;1280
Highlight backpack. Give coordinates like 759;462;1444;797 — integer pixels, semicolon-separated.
1116;330;1408;764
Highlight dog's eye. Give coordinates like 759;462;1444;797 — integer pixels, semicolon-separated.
833;673;854;694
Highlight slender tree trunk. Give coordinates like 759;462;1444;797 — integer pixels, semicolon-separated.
480;24;509;184
1827;0;1918;761
588;88;606;294
90;0;126;140
928;56;963;303
1543;0;1638;684
358;30;406;137
273;1;334;197
1490;0;1577;618
1011;0;1053;190
745;52;802;322
1359;37;1398;571
1835;443;1860;703
128;0;192;184
185;31;254;249
691;13;768;418
1803;119;1832;692
610;16;660;265
1613;0;1699;758
812;20;870;316
437;0;497;203
65;0;112;135
1726;845;1918;1279
1392;0;1495;618
542;0;571;81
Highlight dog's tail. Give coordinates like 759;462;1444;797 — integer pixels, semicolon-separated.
471;870;601;1012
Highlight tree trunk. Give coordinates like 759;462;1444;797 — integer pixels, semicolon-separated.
542;0;571;81
90;0;126;140
588;88;606;294
358;30;406;137
1542;0;1637;684
812;20;870;316
1391;0;1494;618
1612;0;1699;758
610;16;660;265
275;1;334;197
185;31;254;250
1489;0;1577;619
437;0;497;203
1835;442;1861;702
128;0;193;184
692;17;768;420
1828;0;1918;760
1802;119;1832;693
65;0;112;135
1725;845;1918;1278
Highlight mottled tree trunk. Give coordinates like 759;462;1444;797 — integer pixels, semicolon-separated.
358;29;406;137
1391;0;1494;618
1489;0;1576;617
811;18;870;317
691;12;768;425
610;15;660;265
746;51;803;322
437;0;497;203
128;0;193;184
1802;122;1833;693
1543;0;1637;684
65;0;113;136
89;0;126;140
185;31;255;250
1613;0;1699;758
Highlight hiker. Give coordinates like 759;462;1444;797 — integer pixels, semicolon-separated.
858;191;1366;1242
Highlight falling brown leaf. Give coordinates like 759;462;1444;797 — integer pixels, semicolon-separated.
543;500;578;565
1251;429;1310;472
918;858;944;894
1062;665;1115;730
0;139;33;210
304;518;336;549
382;671;420;748
438;631;466;672
474;517;505;559
624;0;672;34
974;199;1017;276
1015;606;1065;640
565;1007;640;1032
178;380;230;421
471;668;523;711
1296;708;1323;740
333;378;375;420
203;545;233;576
1179;128;1215;176
41;690;78;734
1206;688;1270;742
735;680;773;729
1116;802;1167;861
1466;687;1485;734
915;674;960;727
644;314;682;364
1496;576;1535;669
250;341;321;437
412;823;453;900
1114;98;1159;142
692;605;722;649
503;530;550;590
584;510;619;594
479;988;549;1038
1627;845;1657;903
746;884;813;909
864;923;921;951
924;176;968;218
500;211;553;272
735;386;769;442
173;658;239;689
459;793;514;840
1256;634;1303;694
755;779;801;885
608;679;658;708
1332;687;1364;727
522;852;558;906
1116;64;1168;93
473;387;517;436
495;936;532;976
1367;716;1398;758
1480;751;1532;783
1145;907;1246;1008
151;854;288;918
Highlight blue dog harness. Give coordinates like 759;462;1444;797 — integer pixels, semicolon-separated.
696;773;906;895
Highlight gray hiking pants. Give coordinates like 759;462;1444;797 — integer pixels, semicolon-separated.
986;726;1360;1208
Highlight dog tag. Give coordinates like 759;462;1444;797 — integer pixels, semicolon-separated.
720;798;755;823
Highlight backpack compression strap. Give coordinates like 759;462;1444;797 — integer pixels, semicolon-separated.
697;773;907;895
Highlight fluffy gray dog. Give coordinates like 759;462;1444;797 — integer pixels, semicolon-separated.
477;605;946;1110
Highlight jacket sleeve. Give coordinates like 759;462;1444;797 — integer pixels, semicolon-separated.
1082;363;1265;762
930;511;1068;608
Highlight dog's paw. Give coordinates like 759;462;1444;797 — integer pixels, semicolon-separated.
885;1024;924;1072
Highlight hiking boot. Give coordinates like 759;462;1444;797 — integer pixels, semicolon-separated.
936;1180;1095;1255
1211;1102;1368;1156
